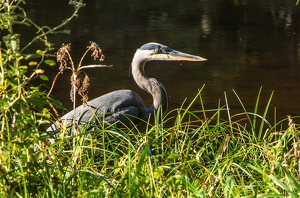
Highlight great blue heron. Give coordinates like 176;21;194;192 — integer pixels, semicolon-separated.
48;42;207;132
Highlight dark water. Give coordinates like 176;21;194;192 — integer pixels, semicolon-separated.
21;0;300;125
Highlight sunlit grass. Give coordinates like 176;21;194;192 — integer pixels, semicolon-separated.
1;88;299;197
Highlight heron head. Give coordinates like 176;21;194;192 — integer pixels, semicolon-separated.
136;42;207;62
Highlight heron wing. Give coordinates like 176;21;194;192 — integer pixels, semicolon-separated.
48;90;146;131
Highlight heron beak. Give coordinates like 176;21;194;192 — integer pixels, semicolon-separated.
167;50;207;61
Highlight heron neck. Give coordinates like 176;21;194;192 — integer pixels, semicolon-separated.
131;54;168;114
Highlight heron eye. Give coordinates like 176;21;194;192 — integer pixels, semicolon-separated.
156;48;161;53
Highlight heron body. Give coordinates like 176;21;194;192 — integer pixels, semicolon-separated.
48;42;207;132
55;90;150;130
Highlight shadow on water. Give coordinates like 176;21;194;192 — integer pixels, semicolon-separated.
20;0;300;126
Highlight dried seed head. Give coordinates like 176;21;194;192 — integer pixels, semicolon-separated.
57;43;71;73
88;41;104;61
78;74;90;105
99;54;105;62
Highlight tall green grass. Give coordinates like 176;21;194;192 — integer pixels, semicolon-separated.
2;87;299;197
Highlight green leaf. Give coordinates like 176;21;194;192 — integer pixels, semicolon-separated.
45;59;56;66
11;40;17;51
154;166;164;179
268;175;298;197
39;75;49;81
167;154;181;162
27;96;48;106
36;50;45;55
19;65;28;70
29;61;37;66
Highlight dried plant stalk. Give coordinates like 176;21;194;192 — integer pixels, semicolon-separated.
70;72;81;102
78;73;90;105
48;41;112;133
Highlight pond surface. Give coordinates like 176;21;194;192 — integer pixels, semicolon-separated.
23;0;300;124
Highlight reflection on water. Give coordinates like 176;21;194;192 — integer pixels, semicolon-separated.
21;0;300;124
